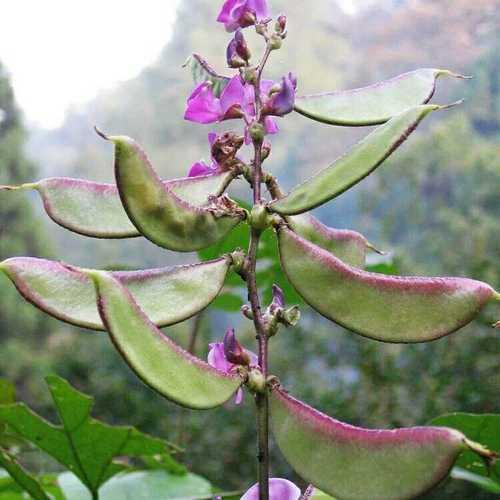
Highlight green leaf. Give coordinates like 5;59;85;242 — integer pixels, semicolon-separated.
0;382;14;406
210;292;244;312
294;68;467;126
429;413;500;483
0;375;174;497
183;53;230;98
0;452;49;500
57;470;212;500
451;467;500;494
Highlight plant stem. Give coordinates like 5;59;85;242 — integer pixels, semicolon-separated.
247;40;273;500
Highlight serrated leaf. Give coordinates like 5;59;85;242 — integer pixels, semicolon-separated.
0;375;176;497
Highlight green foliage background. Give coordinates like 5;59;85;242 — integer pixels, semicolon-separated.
0;0;499;497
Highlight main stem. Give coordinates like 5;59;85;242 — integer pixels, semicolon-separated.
248;42;273;500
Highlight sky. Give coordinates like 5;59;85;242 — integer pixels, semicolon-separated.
0;0;181;129
0;0;357;130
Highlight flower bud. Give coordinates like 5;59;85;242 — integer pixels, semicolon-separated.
261;141;272;161
268;34;283;51
248;121;265;142
223;328;251;366
241;304;254;320
226;29;251;68
275;15;287;35
271;284;285;311
242;66;258;85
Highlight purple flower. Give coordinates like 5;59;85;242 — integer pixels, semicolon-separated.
188;133;220;177
217;0;269;32
263;72;297;117
241;478;301;500
185;75;279;142
207;329;257;405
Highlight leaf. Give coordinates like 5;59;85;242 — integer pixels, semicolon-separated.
429;413;500;483
0;375;175;497
183;53;230;98
269;105;444;215
451;467;500;493
57;469;212;500
0;382;14;406
210;292;244;312
294;68;468;126
0;451;49;500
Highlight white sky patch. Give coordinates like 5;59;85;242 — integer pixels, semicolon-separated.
0;0;181;129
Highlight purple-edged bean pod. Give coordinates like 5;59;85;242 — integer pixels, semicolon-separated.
99;131;245;252
0;171;235;239
0;256;233;330
294;68;469;126
85;269;243;409
278;227;499;343
269;104;446;216
270;383;496;500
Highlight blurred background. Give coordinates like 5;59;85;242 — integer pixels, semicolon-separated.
0;0;498;497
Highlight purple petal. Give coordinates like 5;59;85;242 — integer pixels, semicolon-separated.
223;328;250;366
188;161;217;178
220;75;247;117
265;73;297;117
207;343;232;373
184;83;222;124
264;116;279;135
272;284;285;308
234;387;244;405
217;0;245;22
241;478;301;500
208;132;218;146
248;0;269;19
246;349;259;367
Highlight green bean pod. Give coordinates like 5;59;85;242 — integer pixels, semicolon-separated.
270;384;492;500
0;256;231;330
278;227;498;343
269;105;442;216
287;214;377;268
0;172;234;239
101;132;244;251
294;68;468;126
86;270;243;409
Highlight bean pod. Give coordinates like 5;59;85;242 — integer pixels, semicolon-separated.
294;68;467;126
0;256;231;330
270;384;489;500
86;270;243;409
269;105;442;216
278;227;498;343
102;132;244;251
0;172;234;239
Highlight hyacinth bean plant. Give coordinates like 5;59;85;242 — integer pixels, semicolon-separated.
1;0;499;498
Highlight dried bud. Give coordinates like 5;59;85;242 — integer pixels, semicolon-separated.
275;15;287;35
211;131;244;168
282;305;301;327
223;328;251;366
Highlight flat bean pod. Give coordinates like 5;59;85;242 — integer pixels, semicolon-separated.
270;384;477;500
0;256;231;330
87;270;242;409
269;105;441;216
278;227;498;343
287;214;375;268
104;133;244;251
294;68;467;126
0;172;234;239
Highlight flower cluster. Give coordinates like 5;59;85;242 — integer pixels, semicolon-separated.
184;0;296;176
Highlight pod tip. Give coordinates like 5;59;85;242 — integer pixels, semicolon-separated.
464;438;499;466
0;182;37;191
439;99;464;111
366;242;387;255
94;126;110;141
440;70;473;80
